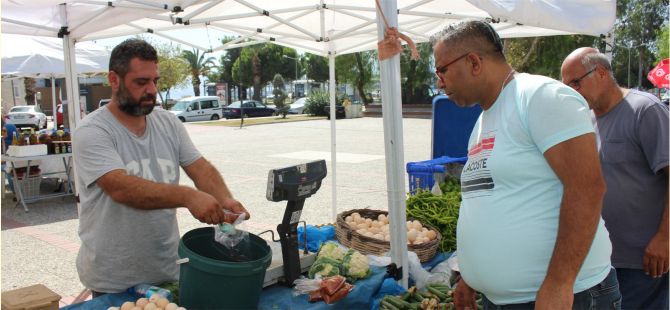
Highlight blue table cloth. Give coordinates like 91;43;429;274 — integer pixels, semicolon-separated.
61;253;453;310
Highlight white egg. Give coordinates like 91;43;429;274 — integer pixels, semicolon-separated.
382;217;390;225
364;232;375;237
121;302;135;310
407;229;418;242
412;221;423;231
348;222;358;230
354;216;364;224
365;218;373;227
367;227;379;234
165;304;179;310
351;212;360;218
357;223;368;230
406;221;412;229
384;235;391;241
378;214;386;221
156;298;170;308
149;294;161;303
144;303;157;310
357;229;367;234
371;221;380;228
345;216;354;223
382;227;390;234
374;234;384;240
136;298;149;309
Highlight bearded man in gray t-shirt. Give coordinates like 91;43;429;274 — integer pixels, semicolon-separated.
73;39;249;296
563;48;669;310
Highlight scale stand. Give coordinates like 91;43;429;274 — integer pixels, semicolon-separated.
265;160;327;287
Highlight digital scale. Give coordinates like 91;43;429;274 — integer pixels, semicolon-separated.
260;160;328;287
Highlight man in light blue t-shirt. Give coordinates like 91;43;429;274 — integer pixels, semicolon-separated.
430;20;620;310
563;48;668;310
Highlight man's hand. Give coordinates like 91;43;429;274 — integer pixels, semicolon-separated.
220;196;250;220
644;232;669;278
186;191;225;225
453;279;477;310
535;280;573;310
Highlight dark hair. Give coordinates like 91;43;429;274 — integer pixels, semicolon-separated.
109;38;158;79
430;19;506;62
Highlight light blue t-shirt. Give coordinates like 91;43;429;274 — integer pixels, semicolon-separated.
457;73;612;305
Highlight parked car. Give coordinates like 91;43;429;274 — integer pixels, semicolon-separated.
289;98;307;114
4;105;48;130
223;100;277;119
99;99;111;108
662;92;669;106
169;96;223;122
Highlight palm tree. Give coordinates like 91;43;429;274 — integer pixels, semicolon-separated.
182;49;216;96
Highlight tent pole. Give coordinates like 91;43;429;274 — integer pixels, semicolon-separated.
376;0;409;288
60;4;82;130
51;77;56;128
328;29;338;223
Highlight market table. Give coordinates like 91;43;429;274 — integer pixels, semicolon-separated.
1;153;75;212
59;253;451;310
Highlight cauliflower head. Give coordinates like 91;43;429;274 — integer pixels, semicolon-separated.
308;256;343;279
343;249;372;282
316;242;344;260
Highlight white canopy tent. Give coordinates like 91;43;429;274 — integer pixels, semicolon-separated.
1;0;616;288
1;34;112;116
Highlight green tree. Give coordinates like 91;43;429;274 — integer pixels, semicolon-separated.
182;49;216;96
233;42;300;101
656;23;669;62
335;51;376;104
154;41;190;106
272;74;289;118
400;42;434;104
24;77;36;105
305;53;329;83
208;36;245;101
613;0;668;88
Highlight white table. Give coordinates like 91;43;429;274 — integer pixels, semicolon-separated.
1;153;75;212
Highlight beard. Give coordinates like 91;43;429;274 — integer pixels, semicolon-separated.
116;79;155;116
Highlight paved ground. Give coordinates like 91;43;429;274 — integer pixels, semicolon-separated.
1;116;433;306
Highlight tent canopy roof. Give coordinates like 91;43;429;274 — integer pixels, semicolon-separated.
2;0;616;57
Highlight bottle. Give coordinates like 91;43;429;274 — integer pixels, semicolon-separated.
54;141;60;154
128;284;174;302
17;132;26;146
38;130;48;145
12;135;18;146
66;142;72;153
45;131;53;154
29;129;38;145
61;129;71;141
50;130;61;143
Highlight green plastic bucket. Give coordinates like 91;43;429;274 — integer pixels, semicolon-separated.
178;227;272;310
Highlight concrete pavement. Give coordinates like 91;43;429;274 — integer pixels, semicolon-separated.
1;117;434;306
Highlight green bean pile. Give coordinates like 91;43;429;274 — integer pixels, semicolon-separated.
405;177;461;253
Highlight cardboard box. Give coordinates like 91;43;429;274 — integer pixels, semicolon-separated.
1;284;61;310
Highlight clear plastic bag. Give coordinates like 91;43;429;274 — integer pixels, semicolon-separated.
213;210;252;262
293;275;323;297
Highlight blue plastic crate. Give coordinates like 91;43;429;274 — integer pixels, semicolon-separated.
407;156;467;194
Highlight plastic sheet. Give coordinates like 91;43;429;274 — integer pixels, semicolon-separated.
297;225;336;252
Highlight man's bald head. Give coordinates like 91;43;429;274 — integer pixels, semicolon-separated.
562;47;616;85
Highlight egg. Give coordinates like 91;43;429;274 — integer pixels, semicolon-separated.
107;308;120;310
156;298;170;308
345;216;354;223
384;235;391;241
354;216;364;224
357;223;368;230
365;218;373;227
348;222;358;230
413;239;423;245
357;229;367;234
121;302;136;310
371;221;380;228
407;229;418;242
378;214;386;221
406;221;412;230
374;234;384;240
136;298;149;308
382;227;390;234
427;230;437;240
369;227;380;234
144;303;157;310
382;217;389;225
422;227;428;232
364;232;375;237
149;294;161;303
165;304;179;310
132;308;143;310
423;237;430;243
176;308;187;310
156;308;164;310
412;220;423;231
351;212;360;218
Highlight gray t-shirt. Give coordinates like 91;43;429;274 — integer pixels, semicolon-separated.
73;106;202;293
592;89;669;269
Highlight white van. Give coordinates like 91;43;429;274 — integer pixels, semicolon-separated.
169;96;223;122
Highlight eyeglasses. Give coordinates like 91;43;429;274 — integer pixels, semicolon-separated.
435;53;470;83
567;68;596;90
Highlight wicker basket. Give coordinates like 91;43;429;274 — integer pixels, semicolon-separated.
336;208;442;263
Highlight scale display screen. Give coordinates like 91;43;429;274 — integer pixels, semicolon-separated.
266;160;327;202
